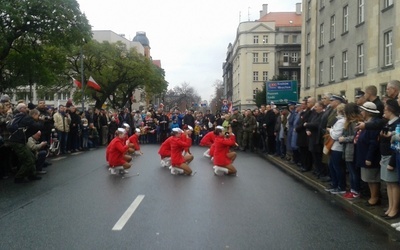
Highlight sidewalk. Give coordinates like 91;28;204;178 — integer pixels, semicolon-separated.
258;152;400;240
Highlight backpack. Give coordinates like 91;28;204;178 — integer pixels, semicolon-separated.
7;113;26;134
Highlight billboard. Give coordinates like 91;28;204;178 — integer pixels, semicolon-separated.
266;80;298;105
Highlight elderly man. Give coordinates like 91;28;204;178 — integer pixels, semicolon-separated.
27;130;48;174
386;80;400;100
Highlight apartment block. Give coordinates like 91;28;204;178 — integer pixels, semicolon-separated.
301;0;400;101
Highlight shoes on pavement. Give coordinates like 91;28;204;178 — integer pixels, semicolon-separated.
170;167;184;175
119;169;129;174
343;192;360;199
384;212;400;220
36;170;47;175
213;166;228;176
109;168;117;175
330;188;346;195
365;200;381;207
391;222;400;228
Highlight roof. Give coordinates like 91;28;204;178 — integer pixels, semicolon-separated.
152;60;161;68
257;12;302;27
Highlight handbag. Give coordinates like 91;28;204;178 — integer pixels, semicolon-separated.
322;133;334;155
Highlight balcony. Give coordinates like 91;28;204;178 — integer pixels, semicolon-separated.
277;60;301;69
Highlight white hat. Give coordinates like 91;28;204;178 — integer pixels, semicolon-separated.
135;128;141;133
186;125;193;131
172;128;183;133
359;102;380;114
117;128;126;133
216;126;224;130
123;123;130;128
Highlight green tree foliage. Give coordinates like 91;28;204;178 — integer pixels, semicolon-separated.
0;0;91;91
69;41;167;109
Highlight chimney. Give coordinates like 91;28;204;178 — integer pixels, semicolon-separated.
259;4;268;18
296;3;302;15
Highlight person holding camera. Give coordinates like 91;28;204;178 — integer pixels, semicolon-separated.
53;105;71;154
27;130;48;174
212;126;238;176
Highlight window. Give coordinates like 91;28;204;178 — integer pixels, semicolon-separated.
284;35;289;44
306;67;310;88
343;5;348;33
357;44;364;74
384;30;393;66
307;0;311;19
381;84;388;97
263;35;268;44
58;92;71;100
16;91;29;101
253;35;259;44
253;53;259;63
330;15;335;40
253;89;258;99
291;52;298;63
253;71;259;81
306;33;310;53
263;71;269;81
263;53;269;63
384;0;393;8
319;61;324;85
319;23;324;46
292;35;298;44
320;0;325;9
342;51;348;78
358;0;364;24
283;52;289;63
329;57;335;81
340;90;346;98
292;71;298;81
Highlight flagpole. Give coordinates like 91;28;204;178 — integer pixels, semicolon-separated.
80;45;85;112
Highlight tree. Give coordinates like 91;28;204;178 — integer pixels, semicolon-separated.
209;80;224;114
0;0;91;91
68;41;167;109
163;82;201;111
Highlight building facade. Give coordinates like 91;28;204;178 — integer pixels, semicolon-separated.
301;0;399;101
223;3;302;110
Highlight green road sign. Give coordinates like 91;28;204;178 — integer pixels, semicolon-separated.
266;80;298;105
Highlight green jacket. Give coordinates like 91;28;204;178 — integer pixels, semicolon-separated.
243;115;256;132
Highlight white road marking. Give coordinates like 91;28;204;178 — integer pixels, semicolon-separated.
51;157;66;161
112;195;145;231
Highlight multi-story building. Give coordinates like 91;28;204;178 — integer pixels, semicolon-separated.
301;0;399;101
223;3;302;110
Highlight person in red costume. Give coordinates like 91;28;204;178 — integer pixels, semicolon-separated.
213;126;238;176
170;127;194;175
158;134;174;167
128;128;143;155
200;129;217;158
106;128;133;174
182;125;194;156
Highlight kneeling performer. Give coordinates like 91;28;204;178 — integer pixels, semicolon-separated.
106;128;132;174
213;126;238;176
170;128;194;175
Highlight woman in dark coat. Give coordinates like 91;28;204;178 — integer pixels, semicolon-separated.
304;101;325;177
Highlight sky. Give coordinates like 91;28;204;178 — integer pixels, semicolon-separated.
77;0;301;102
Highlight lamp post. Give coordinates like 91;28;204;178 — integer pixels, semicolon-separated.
80;45;85;112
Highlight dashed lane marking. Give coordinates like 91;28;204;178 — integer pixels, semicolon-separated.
112;195;145;231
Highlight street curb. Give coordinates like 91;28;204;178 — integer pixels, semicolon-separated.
258;152;400;241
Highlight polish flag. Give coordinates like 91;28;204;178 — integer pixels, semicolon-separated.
72;77;82;89
87;76;101;91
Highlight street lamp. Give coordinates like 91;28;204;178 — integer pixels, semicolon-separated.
80;42;85;112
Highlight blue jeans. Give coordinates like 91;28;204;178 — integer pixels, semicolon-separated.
346;161;360;193
328;150;346;190
57;131;68;154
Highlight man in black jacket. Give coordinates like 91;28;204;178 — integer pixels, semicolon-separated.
9;104;43;183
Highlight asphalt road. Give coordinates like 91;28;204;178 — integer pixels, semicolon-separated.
1;144;399;249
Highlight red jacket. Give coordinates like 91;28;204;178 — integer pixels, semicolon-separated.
128;134;140;151
158;136;173;158
171;135;192;166
106;137;128;167
213;135;236;166
200;131;215;147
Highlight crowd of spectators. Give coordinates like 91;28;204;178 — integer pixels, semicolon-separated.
3;80;400;227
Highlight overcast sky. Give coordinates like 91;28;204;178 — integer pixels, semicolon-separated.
77;0;301;102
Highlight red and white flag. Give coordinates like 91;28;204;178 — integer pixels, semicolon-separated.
72;77;82;89
87;76;101;91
